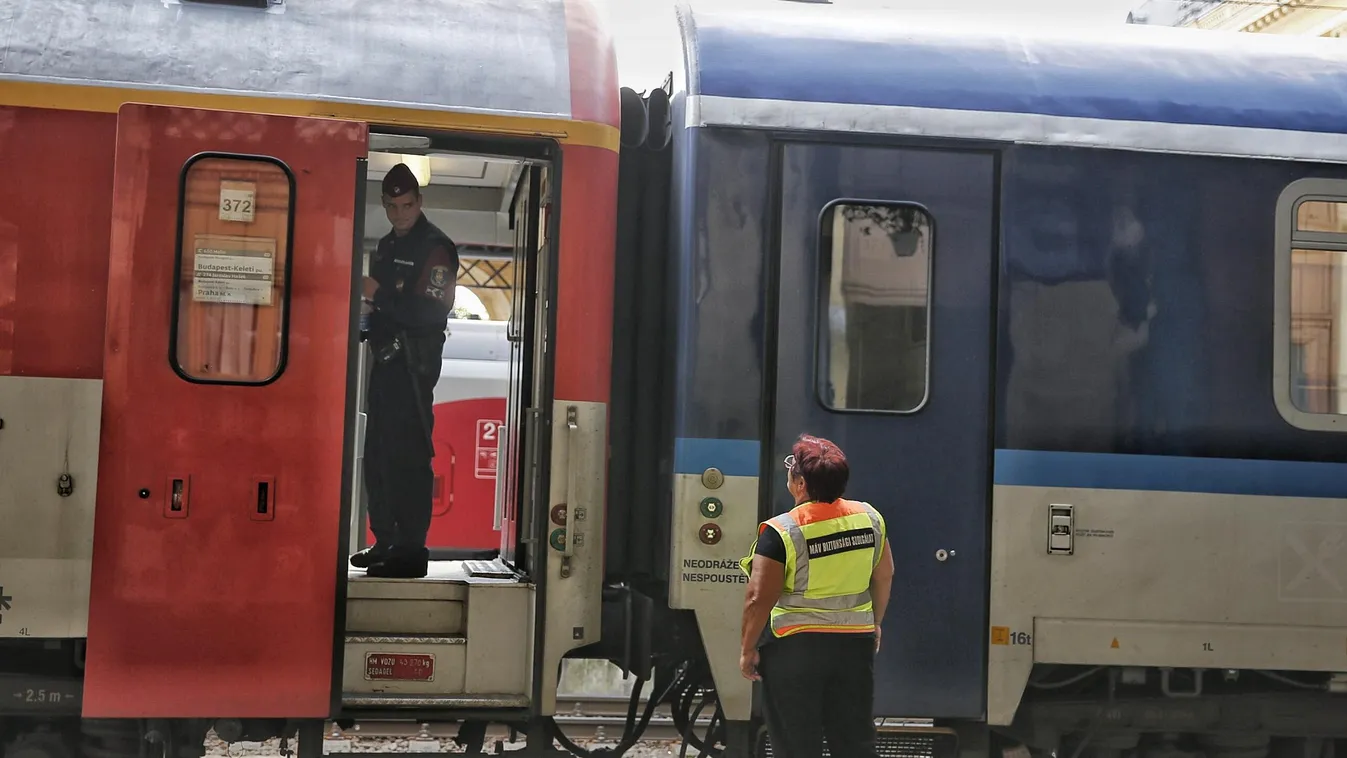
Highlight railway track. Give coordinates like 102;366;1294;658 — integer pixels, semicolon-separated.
320;695;709;744
203;696;940;754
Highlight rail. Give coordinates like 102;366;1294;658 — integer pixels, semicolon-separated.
318;696;704;745
200;695;945;756
313;696;939;749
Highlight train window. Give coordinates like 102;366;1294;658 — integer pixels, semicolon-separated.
1297;201;1347;233
1275;179;1347;431
170;154;295;385
817;201;933;414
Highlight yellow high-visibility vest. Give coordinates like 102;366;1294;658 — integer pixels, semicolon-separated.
739;498;886;638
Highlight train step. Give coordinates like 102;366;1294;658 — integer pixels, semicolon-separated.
343;560;533;702
338;691;532;709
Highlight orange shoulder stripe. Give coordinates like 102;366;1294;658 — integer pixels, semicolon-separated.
792;498;869;526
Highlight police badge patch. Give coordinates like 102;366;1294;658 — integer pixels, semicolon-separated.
429;265;450;287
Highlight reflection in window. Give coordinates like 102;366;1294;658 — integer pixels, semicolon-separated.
1290;196;1347;414
1291;247;1347;414
818;202;932;413
172;155;293;384
1297;201;1347;234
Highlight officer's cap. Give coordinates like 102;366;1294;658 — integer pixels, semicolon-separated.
382;163;420;198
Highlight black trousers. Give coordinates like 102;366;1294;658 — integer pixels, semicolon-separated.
363;354;436;551
758;632;880;758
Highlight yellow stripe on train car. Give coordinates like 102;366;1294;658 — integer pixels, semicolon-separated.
0;79;621;153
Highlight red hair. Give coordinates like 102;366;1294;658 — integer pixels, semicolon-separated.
791;434;849;502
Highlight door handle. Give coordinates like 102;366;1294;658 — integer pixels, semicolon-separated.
561;406;580;558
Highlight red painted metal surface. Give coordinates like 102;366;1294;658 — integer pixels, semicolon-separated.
86;104;366;718
0;106;115;379
558;0;620;404
364;397;506;552
552;145;618;404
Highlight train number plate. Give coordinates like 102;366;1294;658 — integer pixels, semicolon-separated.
364;653;435;682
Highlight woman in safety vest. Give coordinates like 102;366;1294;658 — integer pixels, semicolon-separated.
738;434;895;758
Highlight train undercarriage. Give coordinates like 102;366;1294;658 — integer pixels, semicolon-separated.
9;644;1347;758
988;665;1347;758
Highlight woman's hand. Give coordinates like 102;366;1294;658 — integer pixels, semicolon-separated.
740;649;761;681
875;626;882;653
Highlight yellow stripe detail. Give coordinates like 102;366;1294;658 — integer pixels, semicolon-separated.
0;80;621;153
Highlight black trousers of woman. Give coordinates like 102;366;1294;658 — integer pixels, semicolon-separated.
757;631;881;758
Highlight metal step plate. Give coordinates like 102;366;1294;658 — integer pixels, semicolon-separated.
762;725;958;758
463;559;517;580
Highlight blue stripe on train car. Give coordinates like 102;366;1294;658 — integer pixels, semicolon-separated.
687;8;1347;135
673;437;761;478
994;449;1347;500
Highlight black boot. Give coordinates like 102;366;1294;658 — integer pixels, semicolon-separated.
350;543;392;569
366;546;429;578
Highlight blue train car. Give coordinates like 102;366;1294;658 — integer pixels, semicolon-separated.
606;2;1347;754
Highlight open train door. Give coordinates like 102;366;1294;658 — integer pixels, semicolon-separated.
84;103;368;718
496;165;544;572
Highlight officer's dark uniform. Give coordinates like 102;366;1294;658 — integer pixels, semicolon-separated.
351;163;459;578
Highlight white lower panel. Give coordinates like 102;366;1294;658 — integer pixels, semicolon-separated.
537;400;607;717
0;559;92;638
342;561;532;698
988;483;1347;726
464;583;531;695
668;472;759;723
0;376;101;639
1035;617;1347;670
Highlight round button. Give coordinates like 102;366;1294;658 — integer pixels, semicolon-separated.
699;523;723;545
549;528;567;551
699;497;724;519
138;489;150;499
550;504;568;526
935;549;948;562
701;468;725;490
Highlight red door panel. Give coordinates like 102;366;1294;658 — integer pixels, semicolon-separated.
86;104;367;718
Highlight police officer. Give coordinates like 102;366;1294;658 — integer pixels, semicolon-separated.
351;162;459;579
738;434;895;758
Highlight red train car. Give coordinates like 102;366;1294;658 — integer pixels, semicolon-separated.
0;0;619;755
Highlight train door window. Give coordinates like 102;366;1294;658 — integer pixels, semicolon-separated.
1275;179;1347;431
817;200;934;413
171;154;295;385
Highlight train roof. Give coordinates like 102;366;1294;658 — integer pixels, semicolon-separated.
677;2;1347;163
1;0;618;135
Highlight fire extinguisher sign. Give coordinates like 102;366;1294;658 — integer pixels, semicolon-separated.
475;419;502;480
